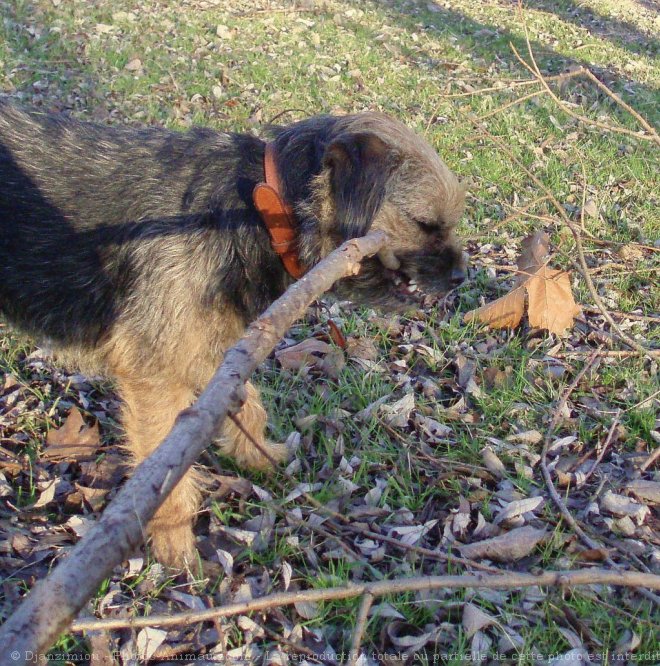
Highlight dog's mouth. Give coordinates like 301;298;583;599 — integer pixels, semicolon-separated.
384;267;426;304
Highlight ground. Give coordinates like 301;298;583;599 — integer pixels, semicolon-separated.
0;0;658;663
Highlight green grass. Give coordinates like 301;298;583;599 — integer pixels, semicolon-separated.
1;0;659;661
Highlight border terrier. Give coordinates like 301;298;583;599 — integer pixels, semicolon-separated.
0;100;466;567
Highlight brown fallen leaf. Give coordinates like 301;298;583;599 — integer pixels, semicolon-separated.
464;284;525;330
43;407;101;462
75;484;109;512
274;339;332;370
526;267;582;334
575;547;610;562
463;603;497;639
345;336;379;361
464;231;581;336
327;320;347;349
458;526;546;562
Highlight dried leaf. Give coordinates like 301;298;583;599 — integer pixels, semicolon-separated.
464;284;525;330
218;526;258;546
294;599;319;620
526;267;581;335
626;480;660;504
470;631;492;661
354;394;391;422
380;393;415;428
386;621;434;652
43;407;100;462
274;339;331;370
548;649;591;665
136;627;167;661
369;602;406;620
506;430;543;445
494;497;544;525
601;491;650;522
415;414;452;442
558;626;584;649
346;337;379;361
388;520;437;546
458;526;546;562
481;447;506;478
168;589;206;610
281;561;292;591
582;198;598;219
612;629;641;659
464;232;580;335
125;58;143;72
327;320;347;349
75;484;108;512
33;480;57;508
216;549;234;576
515;231;551;287
462;603;496;638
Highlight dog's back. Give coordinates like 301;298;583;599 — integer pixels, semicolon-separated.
0;101;268;346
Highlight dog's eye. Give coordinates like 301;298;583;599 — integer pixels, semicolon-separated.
413;218;436;234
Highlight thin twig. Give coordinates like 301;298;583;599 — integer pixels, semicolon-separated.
581;410;621;484
496;195;551;228
229;416;501;574
554;349;660;359
540;354;660;607
511;43;655;143
69;569;660;632
640;446;660;473
626;388;660;413
513;4;659;145
580;67;660;140
347;592;374;666
439;71;581;98
479;89;544;120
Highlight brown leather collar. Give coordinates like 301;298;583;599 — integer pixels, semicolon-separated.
253;143;306;280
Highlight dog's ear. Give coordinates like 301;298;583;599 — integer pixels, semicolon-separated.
323;133;393;239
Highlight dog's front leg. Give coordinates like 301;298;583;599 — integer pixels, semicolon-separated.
118;377;201;569
219;381;288;470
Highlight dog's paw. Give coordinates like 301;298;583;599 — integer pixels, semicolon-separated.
150;524;197;570
240;438;289;471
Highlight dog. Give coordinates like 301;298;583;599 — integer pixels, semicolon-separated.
0;100;466;568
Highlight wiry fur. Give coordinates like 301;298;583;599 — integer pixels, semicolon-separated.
0;100;465;567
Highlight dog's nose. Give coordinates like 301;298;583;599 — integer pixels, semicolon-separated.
449;266;466;288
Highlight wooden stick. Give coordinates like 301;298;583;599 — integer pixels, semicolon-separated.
0;231;388;664
347;592;374;666
68;569;660;632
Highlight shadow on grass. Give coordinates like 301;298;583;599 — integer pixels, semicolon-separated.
359;0;658;124
526;0;658;59
1;0;657;128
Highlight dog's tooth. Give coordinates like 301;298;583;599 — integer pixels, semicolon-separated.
393;275;402;286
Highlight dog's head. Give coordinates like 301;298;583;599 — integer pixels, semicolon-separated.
274;112;466;309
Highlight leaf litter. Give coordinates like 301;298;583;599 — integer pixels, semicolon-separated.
1;0;659;660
